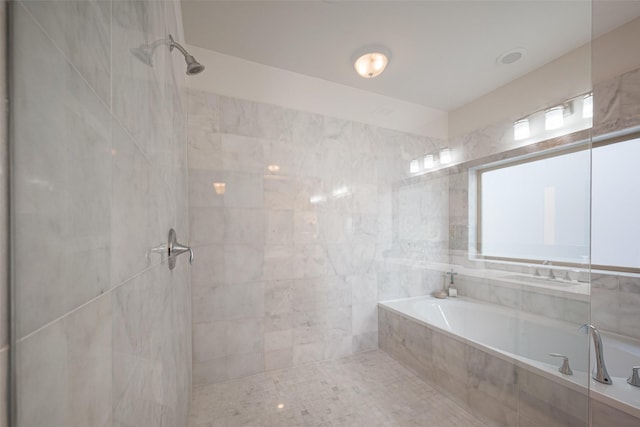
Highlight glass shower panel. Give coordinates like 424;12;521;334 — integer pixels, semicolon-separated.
589;3;640;424
443;1;592;425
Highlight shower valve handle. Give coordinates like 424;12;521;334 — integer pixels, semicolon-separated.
149;229;193;270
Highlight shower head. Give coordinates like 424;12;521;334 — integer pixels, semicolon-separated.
131;35;204;76
130;44;154;66
169;35;205;75
185;55;205;75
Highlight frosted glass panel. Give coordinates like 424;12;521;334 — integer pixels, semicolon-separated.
592;138;640;268
481;150;590;262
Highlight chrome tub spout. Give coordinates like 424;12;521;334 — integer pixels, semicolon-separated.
580;324;612;385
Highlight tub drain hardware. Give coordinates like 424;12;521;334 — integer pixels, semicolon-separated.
628;366;640;387
549;353;573;375
149;228;194;270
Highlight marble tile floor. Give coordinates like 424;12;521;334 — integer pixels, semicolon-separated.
189;350;486;427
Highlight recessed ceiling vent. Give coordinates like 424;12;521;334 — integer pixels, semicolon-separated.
497;48;526;65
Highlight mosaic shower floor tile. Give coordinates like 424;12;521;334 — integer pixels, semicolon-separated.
189;350;486;426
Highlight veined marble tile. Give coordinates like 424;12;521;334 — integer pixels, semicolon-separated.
228;352;265;379
224;244;263;283
517;367;588;426
111;0;158;153
193;357;227;386
193;321;227;362
191;282;228;325
591;399;640;427
223;208;265;245
265;209;294;245
223;171;264;209
292;342;324;365
225;281;265;320
264;348;293;371
13;4;112;336
111;121;152;286
264;279;293;316
219;96;260;138
290;110;323;148
353;331;378;353
221;134;266;173
264;329;293;352
293;210;320;244
466;346;518;425
189;207;224;247
323;335;353;359
187;88;219;133
21;0;111;105
19;294;112;427
187;129;222;171
350;274;378;306
352;304;378;335
262;244;298;281
226;318;264;356
264;174;296;210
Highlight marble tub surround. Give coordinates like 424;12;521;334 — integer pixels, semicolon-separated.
189;349;485;427
187;88;450;385
379;305;593;427
379;299;640;426
11;1;191;426
448;271;589;326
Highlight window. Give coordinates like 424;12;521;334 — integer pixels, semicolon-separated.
591;137;640;270
475;134;640;271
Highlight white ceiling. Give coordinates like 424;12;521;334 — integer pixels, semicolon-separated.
181;1;640;112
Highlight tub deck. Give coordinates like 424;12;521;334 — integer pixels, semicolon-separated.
379;295;640;427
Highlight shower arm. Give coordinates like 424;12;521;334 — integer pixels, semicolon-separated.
168;35;191;58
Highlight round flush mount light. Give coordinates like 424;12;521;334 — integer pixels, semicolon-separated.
353;45;391;79
496;48;526;65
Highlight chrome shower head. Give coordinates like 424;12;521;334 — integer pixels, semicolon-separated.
169;35;205;75
185;55;205;75
131;35;204;76
130;44;153;66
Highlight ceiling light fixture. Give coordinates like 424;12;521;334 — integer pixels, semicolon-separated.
353;45;391;79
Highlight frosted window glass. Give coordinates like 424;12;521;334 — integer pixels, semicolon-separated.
480;150;591;263
591;138;640;269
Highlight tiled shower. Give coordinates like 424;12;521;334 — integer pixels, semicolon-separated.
2;1;640;426
8;0;191;425
187;90;449;385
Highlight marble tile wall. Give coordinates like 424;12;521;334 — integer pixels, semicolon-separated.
11;1;190;426
187;88;448;385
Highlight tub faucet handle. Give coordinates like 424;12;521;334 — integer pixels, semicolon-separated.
446;269;458;285
628;366;640;387
549;353;573;375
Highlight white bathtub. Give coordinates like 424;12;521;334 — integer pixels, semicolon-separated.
379;295;640;419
